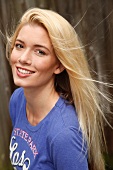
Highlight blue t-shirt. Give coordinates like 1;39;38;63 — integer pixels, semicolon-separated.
9;87;88;170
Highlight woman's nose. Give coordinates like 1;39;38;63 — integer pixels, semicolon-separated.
18;49;32;65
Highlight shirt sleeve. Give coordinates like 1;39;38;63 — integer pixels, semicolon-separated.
9;87;23;127
9;90;17;127
50;127;88;170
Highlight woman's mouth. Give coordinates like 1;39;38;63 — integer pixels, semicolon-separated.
16;67;35;78
17;67;34;74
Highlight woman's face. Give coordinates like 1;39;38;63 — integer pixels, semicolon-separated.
10;23;61;90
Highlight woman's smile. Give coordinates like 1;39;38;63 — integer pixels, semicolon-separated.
16;66;35;78
17;67;34;74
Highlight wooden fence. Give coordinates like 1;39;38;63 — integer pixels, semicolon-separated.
0;0;113;169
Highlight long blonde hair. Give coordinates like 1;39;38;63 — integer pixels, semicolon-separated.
7;7;110;170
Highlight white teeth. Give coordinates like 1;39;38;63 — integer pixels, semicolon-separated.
18;68;32;74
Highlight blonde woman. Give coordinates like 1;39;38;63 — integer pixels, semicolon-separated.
7;8;107;170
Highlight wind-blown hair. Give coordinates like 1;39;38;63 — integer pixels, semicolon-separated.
7;8;107;170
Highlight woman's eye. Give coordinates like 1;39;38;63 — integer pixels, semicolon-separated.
15;44;23;49
36;50;46;56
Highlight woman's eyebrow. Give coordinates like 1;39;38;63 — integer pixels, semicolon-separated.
34;44;50;52
15;39;24;43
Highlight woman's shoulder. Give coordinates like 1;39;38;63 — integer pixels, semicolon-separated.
57;97;79;128
47;97;81;142
9;88;24;127
12;87;24;97
9;87;25;114
10;87;24;103
47;107;88;167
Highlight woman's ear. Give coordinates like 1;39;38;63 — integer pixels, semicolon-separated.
54;63;65;74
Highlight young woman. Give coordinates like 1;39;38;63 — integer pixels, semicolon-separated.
7;7;107;170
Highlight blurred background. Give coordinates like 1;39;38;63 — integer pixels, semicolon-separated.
0;0;113;169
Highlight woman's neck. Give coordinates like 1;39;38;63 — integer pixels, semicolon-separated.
23;85;59;126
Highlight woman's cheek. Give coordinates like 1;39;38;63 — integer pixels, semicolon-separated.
10;51;17;64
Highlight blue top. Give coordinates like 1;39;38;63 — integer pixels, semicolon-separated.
9;87;88;170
